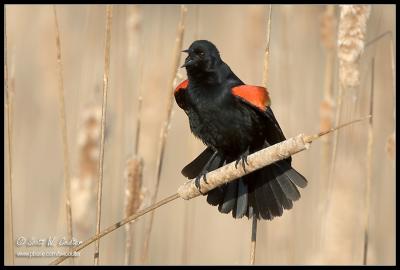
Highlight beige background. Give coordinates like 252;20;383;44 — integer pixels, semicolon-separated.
4;4;395;265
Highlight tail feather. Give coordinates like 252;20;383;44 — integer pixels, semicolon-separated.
274;164;301;201
253;170;273;220
277;162;308;188
269;176;293;210
259;168;284;218
218;181;237;214
233;179;248;218
206;186;225;206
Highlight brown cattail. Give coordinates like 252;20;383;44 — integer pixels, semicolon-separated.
123;156;144;265
337;5;371;89
71;105;102;234
124;157;144;219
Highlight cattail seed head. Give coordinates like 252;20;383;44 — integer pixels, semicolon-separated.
337;5;371;89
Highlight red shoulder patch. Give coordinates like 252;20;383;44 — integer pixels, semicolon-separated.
232;85;270;111
174;79;189;94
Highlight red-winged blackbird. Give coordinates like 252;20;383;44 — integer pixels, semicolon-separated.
174;40;307;220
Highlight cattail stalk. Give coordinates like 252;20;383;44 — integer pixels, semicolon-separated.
52;7;74;264
50;115;370;266
5;8;15;265
363;58;374;265
140;5;187;263
93;5;113;265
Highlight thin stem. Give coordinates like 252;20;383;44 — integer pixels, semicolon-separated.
133;37;145;156
52;7;74;264
5;6;15;264
94;5;113;265
140;5;187;263
363;58;374;265
250;214;258;264
262;4;272;88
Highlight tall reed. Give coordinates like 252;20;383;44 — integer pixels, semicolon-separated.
52;7;74;264
362;58;374;265
5;8;15;265
94;5;113;265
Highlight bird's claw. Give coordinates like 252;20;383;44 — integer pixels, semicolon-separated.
194;172;208;195
235;148;250;172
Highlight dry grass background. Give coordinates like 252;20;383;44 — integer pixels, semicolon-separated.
4;4;395;265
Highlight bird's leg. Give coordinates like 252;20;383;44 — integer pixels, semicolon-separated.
194;151;219;195
235;147;250;172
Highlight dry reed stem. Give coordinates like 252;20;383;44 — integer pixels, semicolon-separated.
140;5;187;263
124;157;144;265
52;7;74;264
363;58;374;265
363;31;395;162
125;4;144;156
94;5;113;265
250;214;258;264
4;9;15;264
134;36;145;156
262;5;272;88
49;116;370;265
321;5;371;251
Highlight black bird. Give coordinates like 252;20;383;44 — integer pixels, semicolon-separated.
174;40;307;220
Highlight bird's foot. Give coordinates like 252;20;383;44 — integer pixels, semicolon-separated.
194;171;208;195
235;148;250;172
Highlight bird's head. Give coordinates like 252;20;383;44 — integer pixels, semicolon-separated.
181;40;222;74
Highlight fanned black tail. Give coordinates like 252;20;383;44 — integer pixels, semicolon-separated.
181;147;307;220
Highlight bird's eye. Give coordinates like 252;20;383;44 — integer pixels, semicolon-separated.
199;51;205;57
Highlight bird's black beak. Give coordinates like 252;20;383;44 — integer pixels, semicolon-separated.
181;57;194;68
181;49;189;53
